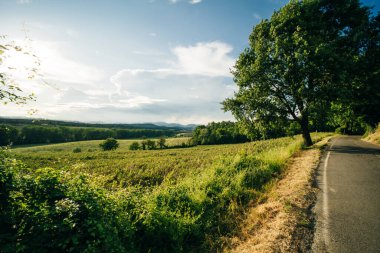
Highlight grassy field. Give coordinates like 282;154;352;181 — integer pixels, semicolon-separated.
11;135;318;188
5;133;332;252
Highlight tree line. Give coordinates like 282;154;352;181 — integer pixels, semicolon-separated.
0;125;176;146
192;114;369;146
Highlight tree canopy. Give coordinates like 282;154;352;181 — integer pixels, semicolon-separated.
223;0;379;146
99;138;119;151
192;121;249;145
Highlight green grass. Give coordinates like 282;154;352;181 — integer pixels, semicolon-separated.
4;132;332;252
13;137;191;152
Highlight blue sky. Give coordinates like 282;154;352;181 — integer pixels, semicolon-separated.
0;0;378;124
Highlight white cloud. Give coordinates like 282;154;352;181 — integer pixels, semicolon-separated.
104;41;236;123
189;0;202;4
169;0;203;5
172;41;234;76
132;49;164;56
66;29;80;38
31;41;105;85
16;0;31;4
1;39;104;86
2;41;235;124
26;21;53;30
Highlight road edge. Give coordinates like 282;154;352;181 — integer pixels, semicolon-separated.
226;136;334;252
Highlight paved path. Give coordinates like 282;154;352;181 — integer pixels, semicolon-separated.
312;136;380;252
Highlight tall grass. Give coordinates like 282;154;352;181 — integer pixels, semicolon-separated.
1;133;331;252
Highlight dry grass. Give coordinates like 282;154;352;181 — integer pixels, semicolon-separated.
225;137;333;253
363;124;380;145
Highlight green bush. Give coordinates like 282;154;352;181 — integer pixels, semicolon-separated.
72;147;82;153
157;138;166;149
129;141;140;150
1;135;330;252
141;139;156;150
99;138;119;151
0;152;135;253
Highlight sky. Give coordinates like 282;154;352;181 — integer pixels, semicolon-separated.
0;0;379;124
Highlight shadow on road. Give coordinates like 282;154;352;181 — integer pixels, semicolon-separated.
330;145;380;155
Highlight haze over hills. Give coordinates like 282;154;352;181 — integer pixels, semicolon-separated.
0;117;197;131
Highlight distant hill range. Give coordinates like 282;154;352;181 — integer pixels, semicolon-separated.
0;117;197;131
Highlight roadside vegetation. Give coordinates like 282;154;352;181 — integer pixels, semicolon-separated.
363;124;380;145
2;133;330;252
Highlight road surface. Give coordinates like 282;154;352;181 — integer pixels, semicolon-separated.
312;136;380;252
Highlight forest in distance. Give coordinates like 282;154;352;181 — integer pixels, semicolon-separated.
0;109;372;147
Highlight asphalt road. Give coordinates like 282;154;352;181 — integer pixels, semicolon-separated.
312;136;380;253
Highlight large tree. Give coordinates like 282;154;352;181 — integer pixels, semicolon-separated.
223;0;378;146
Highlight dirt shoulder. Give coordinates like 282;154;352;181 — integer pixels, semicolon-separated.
226;137;332;253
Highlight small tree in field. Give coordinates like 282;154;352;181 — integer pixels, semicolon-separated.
157;138;166;149
99;138;119;151
146;139;156;150
129;141;140;150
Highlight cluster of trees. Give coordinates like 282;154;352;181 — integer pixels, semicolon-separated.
191;121;249;145
129;138;195;150
129;139;165;150
191;112;370;146
223;0;379;146
190;120;315;145
0;125;175;146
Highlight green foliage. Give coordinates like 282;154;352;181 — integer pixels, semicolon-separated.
2;133;331;252
99;138;119;151
141;139;157;150
129;141;140;150
192;121;249;145
223;0;377;146
1;124;176;145
0;153;135;252
72;147;82;153
0;125;18;146
328;103;367;134
157;138;166;149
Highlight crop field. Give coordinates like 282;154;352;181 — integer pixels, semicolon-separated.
5;133;331;252
11;135;315;188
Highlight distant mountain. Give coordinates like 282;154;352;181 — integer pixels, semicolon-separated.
152;122;198;130
0;117;196;131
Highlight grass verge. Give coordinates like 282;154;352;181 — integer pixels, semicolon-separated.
1;133;332;252
225;136;334;252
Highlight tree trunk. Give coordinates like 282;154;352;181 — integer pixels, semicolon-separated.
300;114;313;147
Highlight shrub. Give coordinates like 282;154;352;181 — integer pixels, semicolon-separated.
129;141;140;150
141;139;156;150
72;147;82;153
157;138;166;149
99;138;119;151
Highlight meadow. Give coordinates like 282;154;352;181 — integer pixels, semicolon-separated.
2;133;331;252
